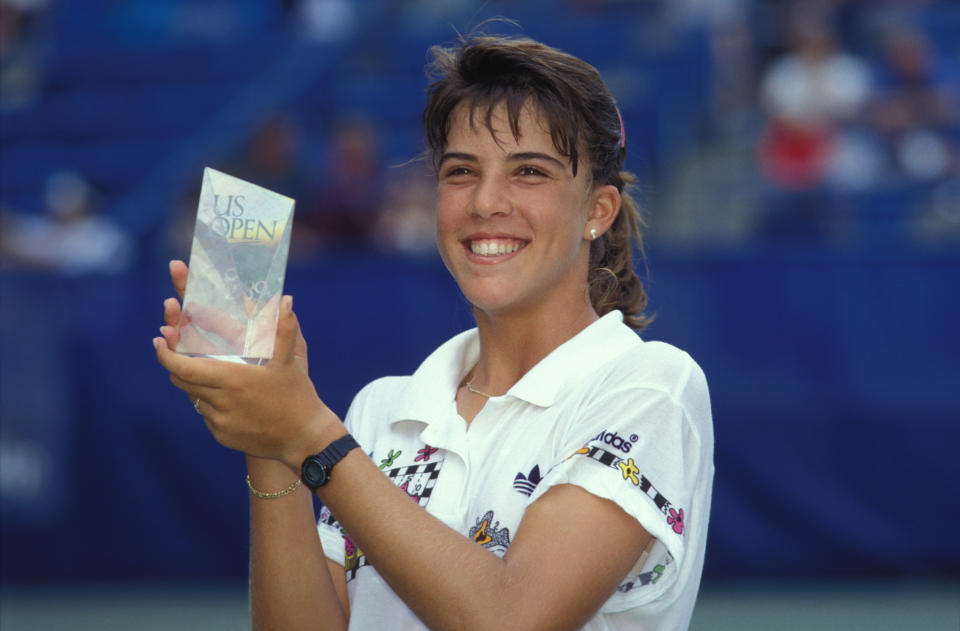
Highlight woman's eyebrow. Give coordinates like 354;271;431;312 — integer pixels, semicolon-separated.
439;152;477;166
508;152;567;169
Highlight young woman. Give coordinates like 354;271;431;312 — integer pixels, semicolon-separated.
155;34;714;631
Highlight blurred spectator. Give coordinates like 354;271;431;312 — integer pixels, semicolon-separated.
0;171;134;274
0;0;49;109
704;1;756;139
757;11;872;190
868;26;958;182
164;113;311;261
373;163;437;256
299;115;385;252
753;8;875;240
228;113;309;200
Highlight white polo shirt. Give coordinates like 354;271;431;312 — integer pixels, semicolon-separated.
317;311;714;630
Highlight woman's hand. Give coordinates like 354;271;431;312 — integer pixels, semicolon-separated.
160;260;309;374
155;261;335;470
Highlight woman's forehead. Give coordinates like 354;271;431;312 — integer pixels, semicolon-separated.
447;101;567;156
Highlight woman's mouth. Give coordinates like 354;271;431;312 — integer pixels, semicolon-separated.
468;238;526;257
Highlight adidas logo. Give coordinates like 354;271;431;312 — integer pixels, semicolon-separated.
513;465;542;496
591;430;638;454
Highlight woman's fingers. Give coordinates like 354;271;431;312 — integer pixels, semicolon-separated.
154;336;230;389
270;296;299;367
169;373;222;405
163;296;182;350
163;297;181;326
160;324;181;349
169;260;188;301
162;265;185;348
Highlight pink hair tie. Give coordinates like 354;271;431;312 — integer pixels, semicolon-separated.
616;106;626;150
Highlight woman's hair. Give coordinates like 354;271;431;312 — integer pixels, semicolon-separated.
422;34;652;329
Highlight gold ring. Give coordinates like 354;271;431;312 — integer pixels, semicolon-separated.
193;398;201;414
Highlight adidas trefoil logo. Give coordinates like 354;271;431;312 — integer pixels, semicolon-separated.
513;464;542;496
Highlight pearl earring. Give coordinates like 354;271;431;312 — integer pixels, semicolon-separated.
590;228;598;240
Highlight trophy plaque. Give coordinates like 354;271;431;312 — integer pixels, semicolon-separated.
177;167;295;364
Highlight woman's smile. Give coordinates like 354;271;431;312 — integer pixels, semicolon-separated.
465;236;528;259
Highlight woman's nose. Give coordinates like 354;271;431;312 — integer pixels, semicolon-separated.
470;174;512;219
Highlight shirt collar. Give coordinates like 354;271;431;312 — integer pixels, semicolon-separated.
506;310;640;407
390;328;479;425
391;310;640;423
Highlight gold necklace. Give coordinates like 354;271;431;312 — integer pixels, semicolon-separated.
465;375;496;398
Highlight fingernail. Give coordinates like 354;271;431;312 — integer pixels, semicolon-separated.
152;337;160;350
283;295;293;313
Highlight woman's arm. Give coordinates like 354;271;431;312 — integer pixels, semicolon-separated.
313;443;651;631
160;262;348;630
247;456;348;631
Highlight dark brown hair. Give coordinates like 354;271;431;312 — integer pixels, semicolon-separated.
423;35;651;329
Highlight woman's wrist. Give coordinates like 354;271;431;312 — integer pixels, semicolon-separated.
245;455;301;489
281;404;349;474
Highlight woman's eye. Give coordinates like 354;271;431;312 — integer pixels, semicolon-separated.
444;167;472;178
518;166;546;177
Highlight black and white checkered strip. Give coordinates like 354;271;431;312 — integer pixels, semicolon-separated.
580;445;673;515
386;460;442;507
582;445;621;467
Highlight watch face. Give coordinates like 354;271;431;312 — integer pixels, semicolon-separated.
302;456;329;488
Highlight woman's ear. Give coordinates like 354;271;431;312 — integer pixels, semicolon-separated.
584;184;621;240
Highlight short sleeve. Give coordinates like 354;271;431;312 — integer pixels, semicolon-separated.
527;386;705;611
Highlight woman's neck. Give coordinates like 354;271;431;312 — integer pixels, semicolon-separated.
467;299;599;397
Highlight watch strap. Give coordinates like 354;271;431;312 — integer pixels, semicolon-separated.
301;434;359;488
316;434;359;469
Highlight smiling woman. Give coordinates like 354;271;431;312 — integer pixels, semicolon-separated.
433;102;619;328
155;32;714;631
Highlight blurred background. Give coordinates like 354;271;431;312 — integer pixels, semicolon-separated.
1;0;958;629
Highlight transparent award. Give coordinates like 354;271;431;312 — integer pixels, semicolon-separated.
176;167;295;364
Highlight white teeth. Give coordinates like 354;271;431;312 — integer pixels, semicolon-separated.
470;239;522;256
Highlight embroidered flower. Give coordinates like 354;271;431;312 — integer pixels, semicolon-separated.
618;458;640;485
667;507;685;534
415;445;439;462
379;449;402;469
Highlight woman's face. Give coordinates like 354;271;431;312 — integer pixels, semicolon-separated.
435;102;606;321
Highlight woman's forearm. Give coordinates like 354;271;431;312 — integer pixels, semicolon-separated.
315;450;525;631
247;456;348;631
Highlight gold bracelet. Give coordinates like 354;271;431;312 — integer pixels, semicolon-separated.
246;474;302;499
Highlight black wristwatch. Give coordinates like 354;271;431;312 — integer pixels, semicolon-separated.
301;434;360;489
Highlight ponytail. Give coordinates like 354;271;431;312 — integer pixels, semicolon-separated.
588;171;652;330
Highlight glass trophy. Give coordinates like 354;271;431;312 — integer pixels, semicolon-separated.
176;167;295;364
